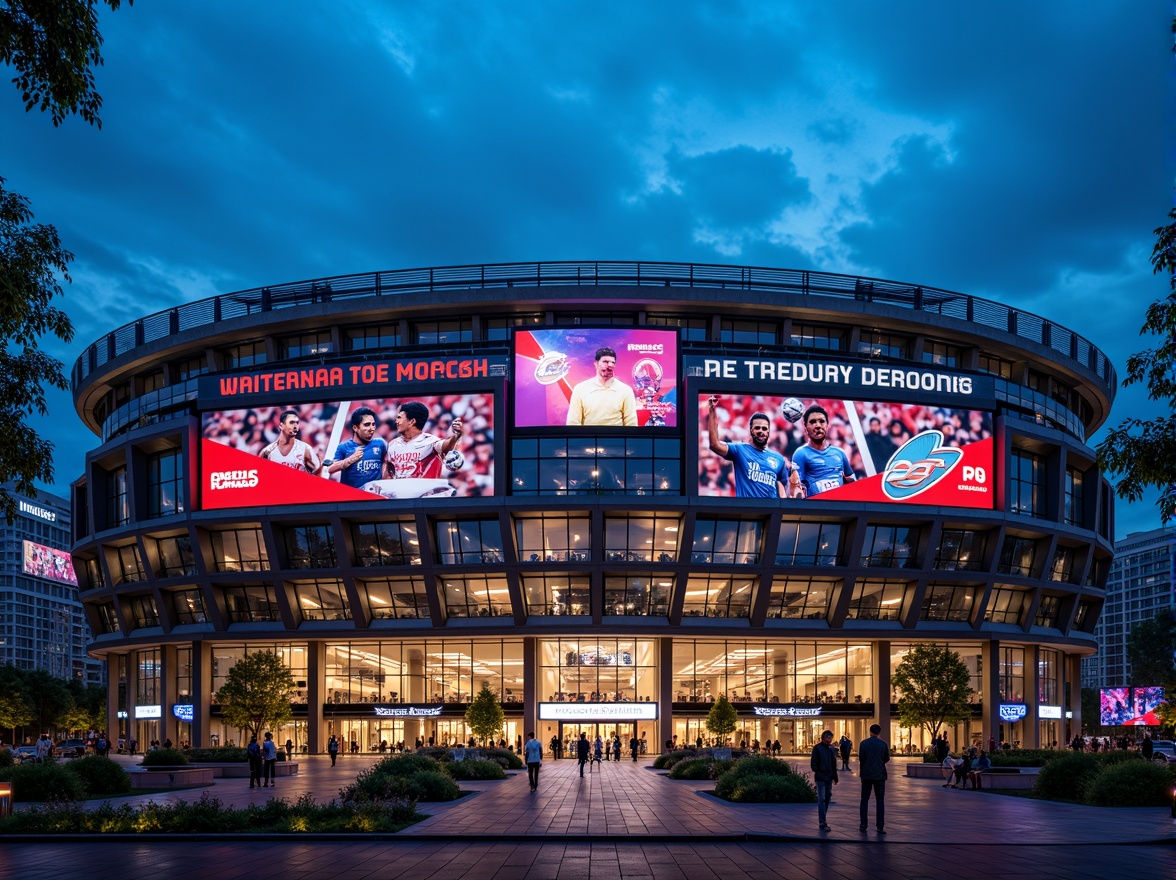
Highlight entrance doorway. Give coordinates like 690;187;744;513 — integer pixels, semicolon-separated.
559;722;641;758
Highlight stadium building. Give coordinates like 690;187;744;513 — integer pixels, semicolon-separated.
69;262;1115;755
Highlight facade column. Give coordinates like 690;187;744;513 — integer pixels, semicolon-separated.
407;648;427;747
125;649;139;751
1066;654;1083;741
874;641;890;739
105;652;123;747
658;637;674;752
982;640;1001;751
307;641;325;753
161;643;179;747
1027;645;1041;748
522;637;537;743
190;640;212;748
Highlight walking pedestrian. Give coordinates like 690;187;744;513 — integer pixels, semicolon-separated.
809;730;839;832
858;723;889;833
261;732;278;787
524;731;543;791
327;735;339;766
577;732;590;777
247;735;262;788
839;734;852;770
630;734;639;762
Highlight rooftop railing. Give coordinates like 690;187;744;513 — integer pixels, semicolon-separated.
71;260;1116;392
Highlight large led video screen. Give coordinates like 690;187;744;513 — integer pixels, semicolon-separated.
1100;687;1166;726
200;393;493;510
22;540;77;586
514;328;678;428
698;394;993;508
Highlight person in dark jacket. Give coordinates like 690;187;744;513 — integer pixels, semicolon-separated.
838;734;852;770
857;724;890;833
809;730;839;832
577;732;590;777
1142;734;1154;761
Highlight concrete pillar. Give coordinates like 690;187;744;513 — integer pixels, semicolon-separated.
1067;654;1083;740
523;637;538;741
191;640;212;748
1027;645;1041;748
983;640;1001;750
161;643;179;747
874;641;891;738
307;641;325;753
658;637;674;752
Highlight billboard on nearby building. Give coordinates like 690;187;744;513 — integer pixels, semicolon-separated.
514;328;678;428
199;392;495;510
22;540;77;586
1099;687;1166;726
697;393;993;509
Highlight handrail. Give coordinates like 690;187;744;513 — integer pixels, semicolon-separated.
70;260;1116;392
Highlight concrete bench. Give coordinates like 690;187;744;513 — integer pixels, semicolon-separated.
129;768;215;789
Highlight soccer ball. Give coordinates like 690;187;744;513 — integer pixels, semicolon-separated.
780;397;805;422
444;449;465;471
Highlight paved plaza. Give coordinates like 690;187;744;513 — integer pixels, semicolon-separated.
0;754;1172;879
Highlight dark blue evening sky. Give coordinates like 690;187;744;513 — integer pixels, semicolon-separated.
1;2;1171;537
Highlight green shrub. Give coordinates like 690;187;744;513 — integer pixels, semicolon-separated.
653;750;695;770
141;748;189;767
64;755;132;796
0;792;422;834
7;762;86;803
1093;750;1144;768
182;747;248;763
1084;761;1174;807
667;757;736;780
1032;753;1101;802
404;770;462;801
713;756;801;801
485;747;524;770
444;758;506;781
0;749;13;768
723;773;817;803
371;754;441;777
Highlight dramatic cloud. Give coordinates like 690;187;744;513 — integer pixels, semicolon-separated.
0;1;1168;535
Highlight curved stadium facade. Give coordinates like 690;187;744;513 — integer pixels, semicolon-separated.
70;262;1114;755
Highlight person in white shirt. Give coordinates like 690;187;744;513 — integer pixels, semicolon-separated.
259;410;321;474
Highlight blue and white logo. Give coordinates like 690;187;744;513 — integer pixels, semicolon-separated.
881;430;963;500
998;703;1028;722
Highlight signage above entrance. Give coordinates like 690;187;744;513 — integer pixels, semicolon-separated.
374;705;444;717
539;702;658;721
753;705;823;717
999;703;1028;722
134;705;162;719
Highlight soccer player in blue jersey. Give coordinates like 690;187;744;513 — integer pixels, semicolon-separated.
327;407;387;489
792;404;856;498
707;396;793;498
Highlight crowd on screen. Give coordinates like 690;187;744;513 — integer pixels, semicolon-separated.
698;397;992;497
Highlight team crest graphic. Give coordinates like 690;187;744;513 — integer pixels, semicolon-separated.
881;430;963;500
534;351;570;385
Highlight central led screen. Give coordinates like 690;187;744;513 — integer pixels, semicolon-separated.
513;328;678;428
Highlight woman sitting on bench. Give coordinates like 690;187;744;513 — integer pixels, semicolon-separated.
966;750;991;789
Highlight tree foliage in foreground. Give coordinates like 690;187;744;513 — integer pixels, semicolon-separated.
706;694;738;742
0;0;131;523
214;652;294;741
891;643;973;742
463;684;505;745
1096;208;1176;524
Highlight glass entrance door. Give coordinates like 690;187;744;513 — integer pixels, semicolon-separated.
559;722;636;758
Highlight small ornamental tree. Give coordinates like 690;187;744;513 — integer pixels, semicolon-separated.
464;684;505;746
891;643;973;744
706;695;738;745
215;651;294;742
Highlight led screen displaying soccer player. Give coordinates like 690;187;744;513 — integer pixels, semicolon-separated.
514;328;678;428
200;393;494;510
22;540;77;586
698;394;993;509
1100;687;1166;726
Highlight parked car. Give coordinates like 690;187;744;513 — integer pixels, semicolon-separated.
1147;740;1176;764
12;746;37;764
55;739;88;759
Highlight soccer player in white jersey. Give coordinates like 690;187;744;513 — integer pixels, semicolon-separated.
259;410;322;474
386;400;464;479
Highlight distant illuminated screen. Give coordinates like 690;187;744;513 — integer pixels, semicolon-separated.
22;540;77;586
1100;687;1165;726
514;328;678;428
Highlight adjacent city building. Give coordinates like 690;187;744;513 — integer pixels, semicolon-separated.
0;484;103;685
68;262;1116;755
1081;526;1176;692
